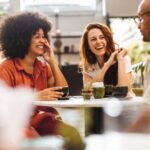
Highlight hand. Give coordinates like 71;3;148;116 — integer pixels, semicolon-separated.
36;87;64;101
116;48;127;60
106;50;118;66
43;39;55;63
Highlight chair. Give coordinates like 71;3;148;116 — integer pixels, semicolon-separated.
61;64;83;96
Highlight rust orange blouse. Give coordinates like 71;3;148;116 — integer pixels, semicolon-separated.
0;58;59;137
0;58;52;90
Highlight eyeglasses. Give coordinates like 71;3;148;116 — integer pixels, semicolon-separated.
134;12;150;25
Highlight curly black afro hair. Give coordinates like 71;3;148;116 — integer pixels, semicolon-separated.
0;11;52;59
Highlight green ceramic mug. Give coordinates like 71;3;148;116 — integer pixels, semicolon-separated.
92;82;105;99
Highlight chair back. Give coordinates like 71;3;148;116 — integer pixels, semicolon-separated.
61;64;83;96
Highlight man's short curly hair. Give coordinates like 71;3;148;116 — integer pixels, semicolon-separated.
0;11;52;59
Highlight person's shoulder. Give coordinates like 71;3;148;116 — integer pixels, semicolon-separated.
0;58;13;67
0;58;15;74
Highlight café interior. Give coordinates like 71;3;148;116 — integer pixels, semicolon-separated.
0;0;150;150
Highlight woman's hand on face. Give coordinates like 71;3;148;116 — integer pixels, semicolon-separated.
43;39;55;62
36;87;64;101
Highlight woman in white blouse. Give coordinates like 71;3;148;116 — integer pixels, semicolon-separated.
79;23;134;95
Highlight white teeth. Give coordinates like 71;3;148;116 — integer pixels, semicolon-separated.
38;46;44;49
96;46;103;50
97;46;103;49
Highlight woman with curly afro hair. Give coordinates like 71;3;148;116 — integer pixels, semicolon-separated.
0;11;68;98
0;11;84;150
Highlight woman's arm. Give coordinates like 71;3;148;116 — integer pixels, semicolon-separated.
35;40;68;100
83;51;118;85
47;58;68;87
43;39;68;87
117;49;133;93
83;62;110;84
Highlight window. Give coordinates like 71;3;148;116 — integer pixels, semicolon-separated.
0;0;9;2
24;0;96;11
0;0;9;14
25;0;94;6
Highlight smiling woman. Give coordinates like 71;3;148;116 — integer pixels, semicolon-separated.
79;23;135;96
0;11;84;150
